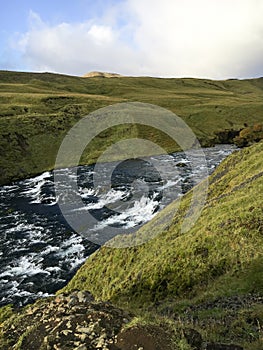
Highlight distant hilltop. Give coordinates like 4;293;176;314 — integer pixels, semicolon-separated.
83;71;123;78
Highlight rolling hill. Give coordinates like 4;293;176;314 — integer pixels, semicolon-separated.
0;70;263;184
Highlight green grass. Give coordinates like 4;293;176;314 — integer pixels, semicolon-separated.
0;71;263;347
63;142;263;302
0;141;262;349
0;70;263;184
0;305;13;324
60;141;263;348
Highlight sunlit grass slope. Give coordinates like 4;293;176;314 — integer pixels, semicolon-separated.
0;70;263;184
61;141;263;348
64;141;263;303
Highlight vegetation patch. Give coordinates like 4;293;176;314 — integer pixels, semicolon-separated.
61;141;263;348
1;70;263;184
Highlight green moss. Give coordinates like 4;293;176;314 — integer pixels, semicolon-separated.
0;305;13;324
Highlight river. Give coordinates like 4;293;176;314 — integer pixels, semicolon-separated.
0;145;236;306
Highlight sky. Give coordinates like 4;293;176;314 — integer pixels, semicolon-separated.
1;0;263;79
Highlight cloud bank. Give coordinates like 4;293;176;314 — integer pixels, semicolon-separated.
12;0;263;78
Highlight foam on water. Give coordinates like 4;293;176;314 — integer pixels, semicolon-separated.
80;187;96;197
0;145;237;306
21;171;57;205
0;255;49;278
91;195;159;231
158;179;181;191
73;188;129;211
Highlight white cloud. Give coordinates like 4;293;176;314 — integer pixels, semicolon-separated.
127;0;263;78
88;25;113;44
15;9;140;75
13;0;263;78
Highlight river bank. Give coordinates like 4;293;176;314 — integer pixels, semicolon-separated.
0;145;236;307
0;142;262;349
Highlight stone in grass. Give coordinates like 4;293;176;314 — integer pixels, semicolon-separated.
77;291;94;303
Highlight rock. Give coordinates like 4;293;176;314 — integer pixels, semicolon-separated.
76;327;91;334
57;306;66;313
96;332;107;347
83;71;123;78
55;295;63;303
79;333;87;341
96;338;105;348
43;336;49;344
68;296;79;307
66;320;71;328
26;308;34;315
0;291;132;350
176;162;188;167
61;329;72;336
77;291;94;303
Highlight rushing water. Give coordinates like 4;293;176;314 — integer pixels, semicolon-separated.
0;145;236;306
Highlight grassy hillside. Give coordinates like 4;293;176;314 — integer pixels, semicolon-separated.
1;70;263;184
61;141;263;348
0;143;262;349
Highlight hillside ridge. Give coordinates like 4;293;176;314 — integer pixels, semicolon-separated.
0;70;263;185
83;71;123;78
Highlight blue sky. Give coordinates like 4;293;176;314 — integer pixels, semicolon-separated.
0;0;124;70
0;0;122;32
1;0;263;79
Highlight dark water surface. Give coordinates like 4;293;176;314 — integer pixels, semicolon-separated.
0;145;236;306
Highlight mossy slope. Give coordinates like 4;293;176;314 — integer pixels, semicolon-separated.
63;141;263;302
62;142;263;347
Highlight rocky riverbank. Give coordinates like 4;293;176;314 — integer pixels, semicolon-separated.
0;291;130;350
0;291;181;350
1;290;256;350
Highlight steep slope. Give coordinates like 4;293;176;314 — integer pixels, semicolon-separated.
0;143;262;349
61;141;263;348
0;70;263;184
64;141;263;303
